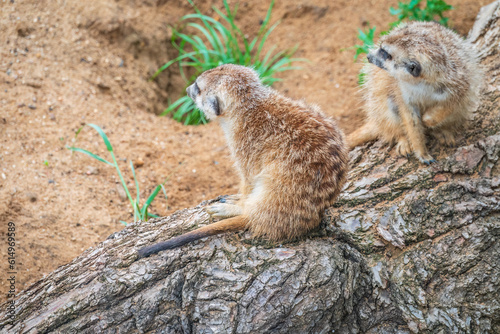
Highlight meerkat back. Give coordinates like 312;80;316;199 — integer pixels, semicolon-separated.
137;64;348;258
347;21;483;164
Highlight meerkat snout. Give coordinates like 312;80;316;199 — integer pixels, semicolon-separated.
367;52;386;70
367;48;392;70
187;80;222;119
186;82;199;100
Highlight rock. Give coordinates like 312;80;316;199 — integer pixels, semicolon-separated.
26;192;37;202
85;166;99;175
133;158;144;168
116;184;128;202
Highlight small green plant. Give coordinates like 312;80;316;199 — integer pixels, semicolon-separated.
43;160;49;167
353;25;377;62
152;0;304;125
390;0;453;28
351;0;453;61
67;123;168;225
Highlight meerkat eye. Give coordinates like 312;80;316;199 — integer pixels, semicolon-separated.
406;61;422;77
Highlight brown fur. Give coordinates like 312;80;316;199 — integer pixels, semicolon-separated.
347;21;483;164
138;64;348;258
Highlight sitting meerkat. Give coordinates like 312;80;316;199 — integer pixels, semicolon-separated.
138;64;348;258
347;21;482;164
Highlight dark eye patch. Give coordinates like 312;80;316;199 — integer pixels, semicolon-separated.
406;61;422;77
378;48;392;61
207;96;220;116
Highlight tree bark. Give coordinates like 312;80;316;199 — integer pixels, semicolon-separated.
2;2;500;333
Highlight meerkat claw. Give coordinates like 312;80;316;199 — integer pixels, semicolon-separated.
219;194;241;205
421;158;436;165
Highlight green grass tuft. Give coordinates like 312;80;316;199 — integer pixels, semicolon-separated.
67;124;168;225
352;25;377;62
153;0;306;125
389;0;453;28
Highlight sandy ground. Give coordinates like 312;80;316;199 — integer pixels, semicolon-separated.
0;0;488;302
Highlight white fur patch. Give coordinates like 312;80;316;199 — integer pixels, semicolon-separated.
400;81;449;108
244;174;267;213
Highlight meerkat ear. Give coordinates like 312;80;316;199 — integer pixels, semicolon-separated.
206;96;221;116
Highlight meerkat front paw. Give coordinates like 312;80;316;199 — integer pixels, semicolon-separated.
433;130;456;147
206;203;243;219
395;139;412;157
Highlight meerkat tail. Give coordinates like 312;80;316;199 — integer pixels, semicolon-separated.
137;215;248;258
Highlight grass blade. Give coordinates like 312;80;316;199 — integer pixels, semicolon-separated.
85;124;113;152
67;147;114;166
161;96;193;116
161;183;168;201
258;0;275;35
141;184;163;220
130;160;140;215
151;52;206;80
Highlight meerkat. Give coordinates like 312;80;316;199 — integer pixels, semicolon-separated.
138;64;348;258
347;21;482;164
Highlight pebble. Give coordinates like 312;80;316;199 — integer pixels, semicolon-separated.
86;166;99;175
28;104;37;109
116;184;128;201
26;192;38;202
133;158;144;168
48;179;55;184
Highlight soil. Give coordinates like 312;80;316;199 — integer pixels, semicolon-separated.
0;0;489;302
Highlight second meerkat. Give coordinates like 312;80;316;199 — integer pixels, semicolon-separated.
138;64;348;258
347;21;482;164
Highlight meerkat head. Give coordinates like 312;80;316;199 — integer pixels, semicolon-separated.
366;22;448;84
186;64;266;120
